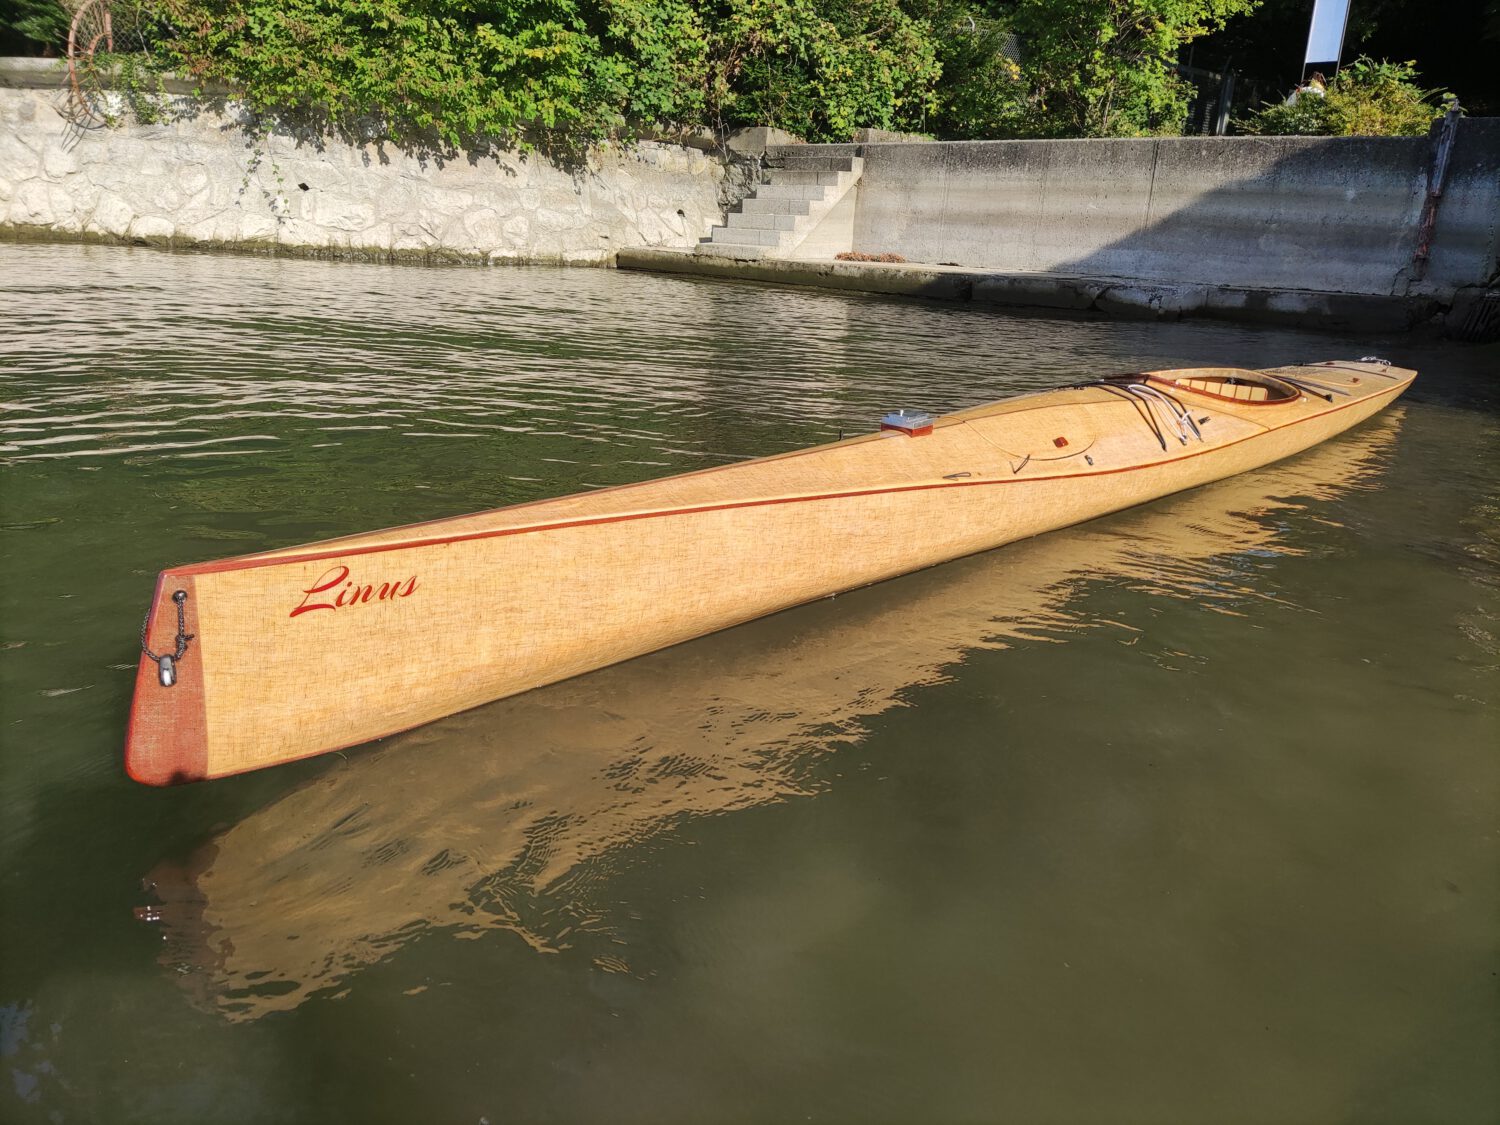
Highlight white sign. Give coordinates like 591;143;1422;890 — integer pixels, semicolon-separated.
1305;0;1351;66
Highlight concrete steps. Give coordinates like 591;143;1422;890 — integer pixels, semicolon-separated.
739;196;814;215
726;211;800;231
697;154;863;260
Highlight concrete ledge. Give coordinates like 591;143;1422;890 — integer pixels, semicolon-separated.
0;222;616;266
617;247;1444;333
0;58;64;88
0;55;233;96
974;274;1105;310
622;247;974;301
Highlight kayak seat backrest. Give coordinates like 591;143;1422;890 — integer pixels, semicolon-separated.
1147;368;1299;405
1177;377;1270;401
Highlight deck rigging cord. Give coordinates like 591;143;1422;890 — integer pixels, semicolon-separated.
1084;383;1168;450
1125;383;1204;444
1271;374;1347;402
1076;379;1208;451
140;590;193;687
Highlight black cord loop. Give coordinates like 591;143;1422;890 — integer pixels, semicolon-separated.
141;589;194;666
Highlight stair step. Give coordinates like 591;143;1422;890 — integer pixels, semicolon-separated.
768;155;858;173
701;152;862;261
753;183;830;201
710;226;783;247
765;168;849;187
740;196;813;216
727;211;800;232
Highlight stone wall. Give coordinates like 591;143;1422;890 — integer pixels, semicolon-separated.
0;74;752;264
6;51;1496;310
780;127;1500;299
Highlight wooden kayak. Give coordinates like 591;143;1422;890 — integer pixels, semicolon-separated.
126;359;1415;785
140;411;1405;1020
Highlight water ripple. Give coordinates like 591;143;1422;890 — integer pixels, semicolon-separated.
11;244;1289;482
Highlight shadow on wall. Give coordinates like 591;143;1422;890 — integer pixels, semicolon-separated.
843;121;1500;301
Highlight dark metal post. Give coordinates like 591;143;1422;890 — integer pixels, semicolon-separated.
1412;100;1463;282
1214;70;1236;136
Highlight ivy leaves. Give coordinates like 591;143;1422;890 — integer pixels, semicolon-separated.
148;0;947;146
103;0;1289;147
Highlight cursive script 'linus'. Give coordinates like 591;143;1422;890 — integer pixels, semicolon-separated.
290;565;419;618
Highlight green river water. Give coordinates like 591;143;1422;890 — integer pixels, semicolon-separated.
1;242;1496;1124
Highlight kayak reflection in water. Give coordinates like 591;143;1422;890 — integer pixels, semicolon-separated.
140;410;1403;1023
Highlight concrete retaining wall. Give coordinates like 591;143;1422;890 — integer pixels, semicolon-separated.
783;127;1499;299
0;74;749;264
4;51;1495;329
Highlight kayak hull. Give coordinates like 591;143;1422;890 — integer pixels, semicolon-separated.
126;361;1414;784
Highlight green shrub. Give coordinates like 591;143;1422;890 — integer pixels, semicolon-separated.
1011;0;1260;138
1241;57;1451;136
49;0;1306;147
152;0;627;147
133;0;950;147
709;0;941;141
910;1;1029;138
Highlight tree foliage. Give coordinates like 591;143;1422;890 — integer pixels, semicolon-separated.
906;0;1027;138
1241;58;1451;136
1;0;71;56
1009;0;1259;137
14;0;1278;144
123;0;949;144
707;0;941;140
153;0;652;144
140;0;947;145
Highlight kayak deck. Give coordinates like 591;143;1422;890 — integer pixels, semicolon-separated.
177;363;1393;573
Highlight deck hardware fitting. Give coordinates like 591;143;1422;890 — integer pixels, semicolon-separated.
140;589;194;688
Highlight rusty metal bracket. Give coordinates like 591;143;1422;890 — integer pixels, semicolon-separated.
63;0;115;128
